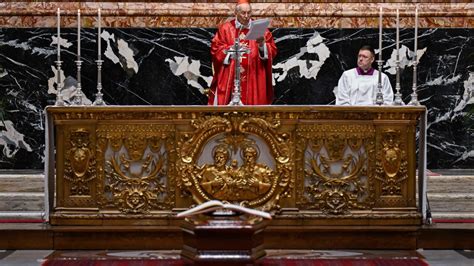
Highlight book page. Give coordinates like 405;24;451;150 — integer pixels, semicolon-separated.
177;200;272;220
176;200;223;218
245;19;271;40
223;203;272;219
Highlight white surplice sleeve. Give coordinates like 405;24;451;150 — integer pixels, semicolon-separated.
336;71;351;105
382;73;394;105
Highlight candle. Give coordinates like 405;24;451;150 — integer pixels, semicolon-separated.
77;9;81;60
379;7;383;61
414;8;418;62
57;8;60;61
98;8;101;60
396;9;399;53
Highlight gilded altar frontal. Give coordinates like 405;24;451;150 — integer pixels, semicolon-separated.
47;106;425;226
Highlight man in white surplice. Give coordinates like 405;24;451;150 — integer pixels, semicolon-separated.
336;45;394;105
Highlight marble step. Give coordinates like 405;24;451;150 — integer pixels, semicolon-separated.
427;193;474;213
0;211;44;221
431;212;474;220
0;174;44;193
426;176;474;194
0;192;44;212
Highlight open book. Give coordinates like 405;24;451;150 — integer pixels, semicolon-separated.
177;200;272;220
245;19;271;40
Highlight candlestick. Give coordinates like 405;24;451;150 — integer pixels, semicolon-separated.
98;8;101;60
414;8;418;58
375;6;384;105
77;9;81;60
57;8;60;61
72;9;85;105
393;8;403;105
54;7;65;106
94;8;106;106
409;7;420;106
396;9;399;53
379;7;382;61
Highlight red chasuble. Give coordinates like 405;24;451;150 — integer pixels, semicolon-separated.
208;19;277;105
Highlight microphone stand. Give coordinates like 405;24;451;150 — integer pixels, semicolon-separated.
227;25;249;106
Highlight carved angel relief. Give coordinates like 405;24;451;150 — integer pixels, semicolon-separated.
64;128;96;196
177;114;292;211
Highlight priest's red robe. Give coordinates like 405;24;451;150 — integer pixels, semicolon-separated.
208;19;277;105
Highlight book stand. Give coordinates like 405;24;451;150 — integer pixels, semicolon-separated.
180;212;268;265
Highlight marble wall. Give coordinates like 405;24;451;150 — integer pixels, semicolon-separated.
0;2;472;170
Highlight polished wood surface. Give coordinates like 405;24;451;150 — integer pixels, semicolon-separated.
0;223;472;250
181;217;267;263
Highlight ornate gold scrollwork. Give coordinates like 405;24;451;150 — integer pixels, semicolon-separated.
376;129;408;196
298;125;375;214
177;113;293;211
98;124;175;214
64;128;96;196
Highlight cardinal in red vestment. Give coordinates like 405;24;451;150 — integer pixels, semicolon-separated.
208;0;277;105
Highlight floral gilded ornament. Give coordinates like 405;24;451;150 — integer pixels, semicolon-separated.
298;124;376;214
99;125;173;214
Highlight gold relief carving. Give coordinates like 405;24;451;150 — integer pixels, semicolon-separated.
297;124;376;214
297;111;420;121
198;144;273;201
95;136;108;207
64;128;96;196
379;196;407;206
98;112;173;120
177;114;293;211
240;117;290;163
180;116;231;163
53;111;174;121
49;107;423;225
97;124;175;213
376;129;408;197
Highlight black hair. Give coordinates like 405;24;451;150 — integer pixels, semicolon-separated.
359;45;376;57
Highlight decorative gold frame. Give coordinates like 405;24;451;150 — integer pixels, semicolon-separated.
47;106;424;226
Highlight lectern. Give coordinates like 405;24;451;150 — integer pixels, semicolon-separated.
181;214;268;265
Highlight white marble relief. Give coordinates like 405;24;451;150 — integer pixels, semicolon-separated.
273;32;330;83
117;38;139;73
425;75;461;87
47;65;65;96
0;120;32;158
163;32;332;90
47;70;92;105
50;35;73;50
64;77;92;105
165;56;212;93
102;30;139;73
464;72;474;105
102;30;121;65
384;45;427;75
